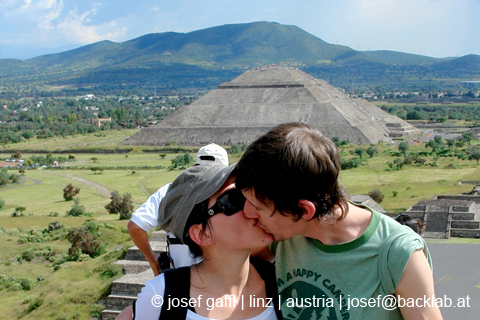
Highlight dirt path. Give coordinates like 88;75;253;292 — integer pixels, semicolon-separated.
0;176;41;192
62;136;127;148
138;171;164;197
41;170;111;198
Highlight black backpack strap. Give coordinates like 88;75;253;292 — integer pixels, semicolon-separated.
159;266;191;320
250;258;283;320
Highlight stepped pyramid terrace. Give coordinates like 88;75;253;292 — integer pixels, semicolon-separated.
123;66;418;146
406;186;480;239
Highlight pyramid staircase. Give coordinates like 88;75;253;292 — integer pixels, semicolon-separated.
406;195;480;239
101;231;168;319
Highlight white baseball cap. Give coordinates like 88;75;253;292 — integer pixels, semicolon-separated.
195;143;229;166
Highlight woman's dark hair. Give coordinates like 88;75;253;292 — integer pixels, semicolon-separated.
183;198;211;258
394;213;420;234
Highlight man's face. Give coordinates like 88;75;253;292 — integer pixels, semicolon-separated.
242;188;307;241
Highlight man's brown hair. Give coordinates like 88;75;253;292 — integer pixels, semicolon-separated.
235;122;348;220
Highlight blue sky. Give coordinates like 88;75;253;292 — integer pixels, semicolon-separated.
0;0;479;60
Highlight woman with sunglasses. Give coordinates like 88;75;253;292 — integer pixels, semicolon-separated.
116;163;282;320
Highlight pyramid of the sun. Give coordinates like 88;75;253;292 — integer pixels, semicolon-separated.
123;67;418;146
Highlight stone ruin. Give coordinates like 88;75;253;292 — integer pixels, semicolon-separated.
405;186;480;239
123;66;418;146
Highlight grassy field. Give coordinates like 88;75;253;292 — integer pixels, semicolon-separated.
339;143;480;212
1;129;139;152
1;130;480;319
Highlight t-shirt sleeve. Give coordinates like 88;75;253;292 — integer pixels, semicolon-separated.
385;231;432;291
132;274;165;320
130;183;171;231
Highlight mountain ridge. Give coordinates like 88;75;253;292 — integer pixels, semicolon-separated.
0;21;479;96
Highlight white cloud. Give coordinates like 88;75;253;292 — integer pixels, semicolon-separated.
57;16;127;44
0;0;127;46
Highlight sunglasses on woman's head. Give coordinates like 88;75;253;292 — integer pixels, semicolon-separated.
206;188;246;218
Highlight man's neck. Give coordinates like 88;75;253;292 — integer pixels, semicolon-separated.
302;203;373;245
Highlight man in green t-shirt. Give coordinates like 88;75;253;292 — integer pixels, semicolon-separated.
235;123;443;320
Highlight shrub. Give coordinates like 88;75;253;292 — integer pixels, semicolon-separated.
368;189;385;204
229;144;245;154
22;249;35;262
20;278;34;291
105;191;134;220
15;206;26;214
20;228;46;243
46;221;64;233
26;298;43;313
67;227;104;258
7;228;20;236
10;173;20;183
84;221;99;234
0;197;5;209
66;198;86;217
63;183;80;201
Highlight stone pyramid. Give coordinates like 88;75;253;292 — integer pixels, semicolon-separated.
123;67;418;146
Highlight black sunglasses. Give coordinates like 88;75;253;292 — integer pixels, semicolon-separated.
205;188;246;218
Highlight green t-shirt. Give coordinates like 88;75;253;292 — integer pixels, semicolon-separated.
271;207;431;320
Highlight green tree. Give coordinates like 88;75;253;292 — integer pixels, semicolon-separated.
398;142;409;156
462;132;474;145
366;146;378;158
91;167;104;174
0;169;9;185
468;149;480;165
354;147;365;159
9;173;20;183
15;206;26;215
425;140;440;153
406;110;422;120
433;135;444;145
105;191;134;220
183;152;193;165
90;157;98;163
170;152;194;169
22;130;35;140
393;158;404;170
67;114;77;124
159;154;167;159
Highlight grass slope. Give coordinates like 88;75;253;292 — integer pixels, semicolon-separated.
1;131;480;319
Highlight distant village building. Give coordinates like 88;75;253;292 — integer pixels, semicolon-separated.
92;118;111;127
78;94;95;100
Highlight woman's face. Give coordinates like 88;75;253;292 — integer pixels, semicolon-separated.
205;176;274;250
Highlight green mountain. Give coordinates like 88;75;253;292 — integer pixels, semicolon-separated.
361;50;448;66
0;21;479;97
11;22;354;71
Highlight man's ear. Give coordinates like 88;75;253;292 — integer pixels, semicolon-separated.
188;224;214;246
298;200;316;220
